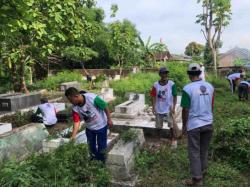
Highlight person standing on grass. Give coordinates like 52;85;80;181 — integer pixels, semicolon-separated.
226;70;244;93
65;87;113;163
181;63;214;186
150;67;178;149
33;98;57;127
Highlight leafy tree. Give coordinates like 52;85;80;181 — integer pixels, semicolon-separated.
196;0;232;74
185;42;205;57
108;19;140;74
0;0;101;92
138;36;156;64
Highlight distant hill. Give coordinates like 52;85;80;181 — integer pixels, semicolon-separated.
219;47;250;67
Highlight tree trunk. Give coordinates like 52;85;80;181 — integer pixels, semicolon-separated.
11;64;19;92
19;55;29;94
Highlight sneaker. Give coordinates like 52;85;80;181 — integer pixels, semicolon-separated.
181;178;203;186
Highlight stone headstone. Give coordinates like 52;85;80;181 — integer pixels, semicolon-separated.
112;93;145;119
0;123;12;135
102;80;109;88
0;123;49;163
114;75;121;81
107;129;145;186
0;93;41;112
60;81;81;92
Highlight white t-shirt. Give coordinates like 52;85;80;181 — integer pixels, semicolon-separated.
72;93;107;130
151;80;176;114
240;81;250;87
38;103;57;125
227;73;241;81
181;80;214;131
199;66;205;81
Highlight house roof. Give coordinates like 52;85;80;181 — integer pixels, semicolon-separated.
219;47;250;67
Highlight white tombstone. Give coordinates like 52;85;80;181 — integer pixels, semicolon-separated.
0;123;12;135
114;75;121;81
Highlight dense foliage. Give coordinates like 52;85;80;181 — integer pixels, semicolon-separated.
28;71;84;91
110;62;189;104
0;142;110;187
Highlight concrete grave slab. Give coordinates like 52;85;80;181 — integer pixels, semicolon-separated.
0;123;49;163
107;129;144;184
98;88;116;103
0;92;41;112
0;123;12;135
60;81;81;92
112;93;145;119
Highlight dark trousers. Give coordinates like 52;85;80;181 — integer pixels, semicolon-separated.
86;125;107;162
187;125;213;179
228;79;236;93
238;83;248;100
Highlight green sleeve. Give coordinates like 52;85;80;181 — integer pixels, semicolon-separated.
172;84;177;96
94;96;108;110
181;90;191;108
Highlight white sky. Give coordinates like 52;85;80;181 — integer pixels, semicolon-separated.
96;0;250;54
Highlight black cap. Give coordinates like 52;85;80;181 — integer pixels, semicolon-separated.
159;67;169;73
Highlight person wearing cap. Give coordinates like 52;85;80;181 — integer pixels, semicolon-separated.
181;63;214;186
226;70;244;93
33;98;58;127
199;63;206;81
150;67;178;149
238;75;250;101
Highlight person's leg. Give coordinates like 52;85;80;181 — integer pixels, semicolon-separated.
200;125;213;175
155;113;164;137
187;128;202;180
96;126;108;162
85;128;98;160
233;80;236;93
166;113;177;148
238;84;243;100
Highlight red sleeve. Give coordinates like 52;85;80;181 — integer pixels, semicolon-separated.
72;111;80;123
212;92;215;111
150;86;157;97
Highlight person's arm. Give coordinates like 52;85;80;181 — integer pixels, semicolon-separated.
94;96;112;127
150;86;157;114
172;84;177;115
71;111;81;139
180;90;191;134
71;121;80;139
182;108;189;134
104;107;113;128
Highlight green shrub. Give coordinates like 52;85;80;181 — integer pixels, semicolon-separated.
120;129;137;143
212;117;250;170
135;145;248;186
0;142;110;187
29;71;85;91
110;62;189;104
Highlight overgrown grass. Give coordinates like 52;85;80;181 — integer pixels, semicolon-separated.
136;145;248;187
0;142;110;187
110;62;189;104
28;71;85;91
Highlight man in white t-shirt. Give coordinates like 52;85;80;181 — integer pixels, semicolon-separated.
150;67;178;149
34;98;57;127
181;63;214;186
227;70;243;93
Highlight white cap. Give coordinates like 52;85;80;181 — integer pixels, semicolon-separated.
188;63;201;72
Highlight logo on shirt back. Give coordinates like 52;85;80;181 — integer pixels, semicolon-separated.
200;85;209;95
